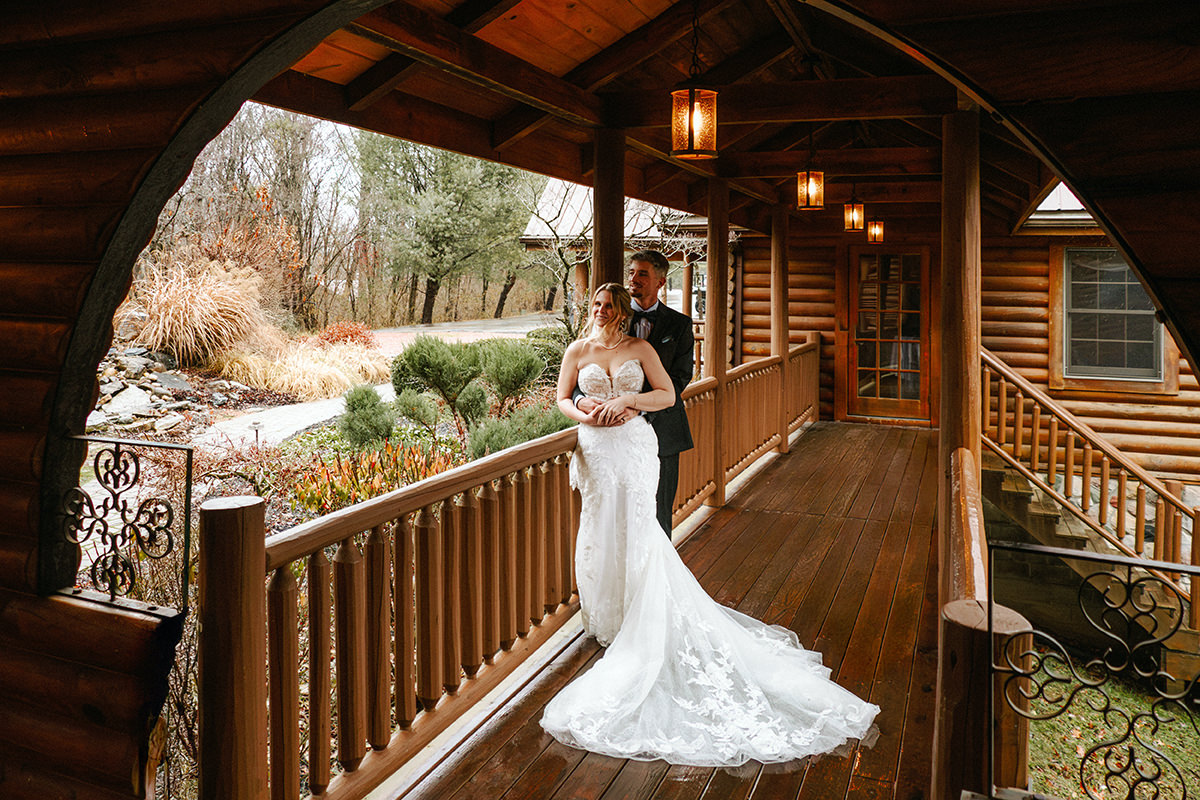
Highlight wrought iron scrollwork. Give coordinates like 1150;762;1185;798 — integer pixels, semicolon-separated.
62;436;192;606
990;541;1200;800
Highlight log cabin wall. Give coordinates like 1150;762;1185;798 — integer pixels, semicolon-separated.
740;231;1200;482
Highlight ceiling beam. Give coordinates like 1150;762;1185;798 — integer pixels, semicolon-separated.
491;0;744;150
604;75;957;127
348;3;603;128
344;0;525;111
718;146;940;178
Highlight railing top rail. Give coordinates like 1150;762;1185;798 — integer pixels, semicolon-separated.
981;348;1186;510
989;538;1200;577
727;354;782;382
950;446;988;604
265;427;577;571
681;376;717;400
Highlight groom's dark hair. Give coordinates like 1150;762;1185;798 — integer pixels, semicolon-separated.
628;249;669;279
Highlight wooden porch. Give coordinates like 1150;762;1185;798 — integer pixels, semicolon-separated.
392;422;939;800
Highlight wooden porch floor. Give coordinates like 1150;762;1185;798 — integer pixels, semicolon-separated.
398;422;939;800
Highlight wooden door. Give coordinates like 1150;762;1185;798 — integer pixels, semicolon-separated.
846;247;931;420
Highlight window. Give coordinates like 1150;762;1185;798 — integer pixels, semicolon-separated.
1063;249;1160;380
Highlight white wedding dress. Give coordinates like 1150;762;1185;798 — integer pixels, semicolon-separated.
541;360;879;766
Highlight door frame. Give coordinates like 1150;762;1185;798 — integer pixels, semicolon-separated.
835;244;934;424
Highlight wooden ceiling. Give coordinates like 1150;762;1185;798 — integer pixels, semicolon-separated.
255;0;1052;234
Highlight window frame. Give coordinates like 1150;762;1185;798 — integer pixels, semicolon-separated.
1048;244;1178;395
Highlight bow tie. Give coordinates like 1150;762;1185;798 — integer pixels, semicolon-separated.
631;308;659;327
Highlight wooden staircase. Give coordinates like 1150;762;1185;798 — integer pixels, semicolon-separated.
981;349;1200;684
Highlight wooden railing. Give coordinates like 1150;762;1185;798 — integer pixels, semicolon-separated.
197;340;823;800
786;333;821;434
982;348;1198;626
932;447;1029;800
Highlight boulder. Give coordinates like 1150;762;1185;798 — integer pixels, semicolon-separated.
85;410;108;431
154;413;185;433
155;372;193;392
102;385;153;416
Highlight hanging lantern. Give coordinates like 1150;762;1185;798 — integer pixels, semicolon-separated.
670;0;717;160
797;125;823;210
797;169;824;210
867;219;885;243
843;185;864;231
670;86;718;159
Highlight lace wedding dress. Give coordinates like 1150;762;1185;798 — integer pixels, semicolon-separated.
541;360;879;766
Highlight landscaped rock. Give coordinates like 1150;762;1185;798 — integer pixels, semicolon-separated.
154;413;185;433
103;385;153;415
155;372;193;392
85;410;108;431
100;380;125;395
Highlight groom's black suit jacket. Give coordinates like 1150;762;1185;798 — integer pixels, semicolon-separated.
639;304;695;457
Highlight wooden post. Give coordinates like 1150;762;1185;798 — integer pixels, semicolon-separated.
592;127;626;290
933;599;1030;800
706;178;730;506
198;496;267;800
771;204;790;454
938;105;982;547
682;255;695;318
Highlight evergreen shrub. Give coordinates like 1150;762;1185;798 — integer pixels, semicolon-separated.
468;402;575;459
337;384;395;449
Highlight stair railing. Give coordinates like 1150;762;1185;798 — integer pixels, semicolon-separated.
981;348;1198;628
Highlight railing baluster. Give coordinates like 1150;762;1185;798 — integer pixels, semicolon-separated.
982;364;993;438
307;550;331;795
394;516;417;728
544;460;563;613
460;489;483;678
998;379;1009;446
1081;442;1093;512
499;474;518;650
1154;495;1166;562
531;462;548;624
441;498;462;694
1064;434;1076;502
1116;469;1127;540
1135;484;1147;556
479;481;501;662
1030;405;1042;472
333;537;367;771
268;566;299;800
365;524;390;749
415;505;444;710
555;455;573;605
1168;481;1184;578
1013;391;1025;461
1192;507;1200;631
514;467;532;638
1047;417;1060;485
1098;457;1110;527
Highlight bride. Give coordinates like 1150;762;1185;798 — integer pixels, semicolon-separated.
542;283;879;767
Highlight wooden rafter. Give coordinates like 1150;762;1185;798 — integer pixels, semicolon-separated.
605;75;957;127
718;146;940;178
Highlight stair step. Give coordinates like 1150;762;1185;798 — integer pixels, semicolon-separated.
1001;471;1034;498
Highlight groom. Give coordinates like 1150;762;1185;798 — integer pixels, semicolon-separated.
578;250;695;535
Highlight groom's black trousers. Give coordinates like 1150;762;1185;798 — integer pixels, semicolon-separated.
656;453;679;537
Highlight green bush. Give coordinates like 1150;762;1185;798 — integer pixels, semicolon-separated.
394;388;437;432
337;384;395;449
456;381;489;429
391;335;483;440
468;402;575;459
525;326;572;387
480;339;546;414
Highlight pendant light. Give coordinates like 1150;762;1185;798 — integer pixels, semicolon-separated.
843;184;864;231
867;219;885;243
797;126;824;210
670;0;717;159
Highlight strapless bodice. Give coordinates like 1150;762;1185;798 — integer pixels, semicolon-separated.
578;359;643;400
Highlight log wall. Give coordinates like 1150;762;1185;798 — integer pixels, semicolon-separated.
740;231;1200;481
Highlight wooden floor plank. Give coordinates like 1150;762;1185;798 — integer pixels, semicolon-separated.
395;422;939;800
787;517;867;647
850;430;915;520
888;536;939;800
404;638;602;800
548;751;625;800
595;758;673;800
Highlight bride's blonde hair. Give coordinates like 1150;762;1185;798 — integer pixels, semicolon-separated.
580;282;633;341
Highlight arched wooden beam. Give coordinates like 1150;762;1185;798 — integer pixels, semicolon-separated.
37;0;396;592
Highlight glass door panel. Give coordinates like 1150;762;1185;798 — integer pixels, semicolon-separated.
847;250;928;419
